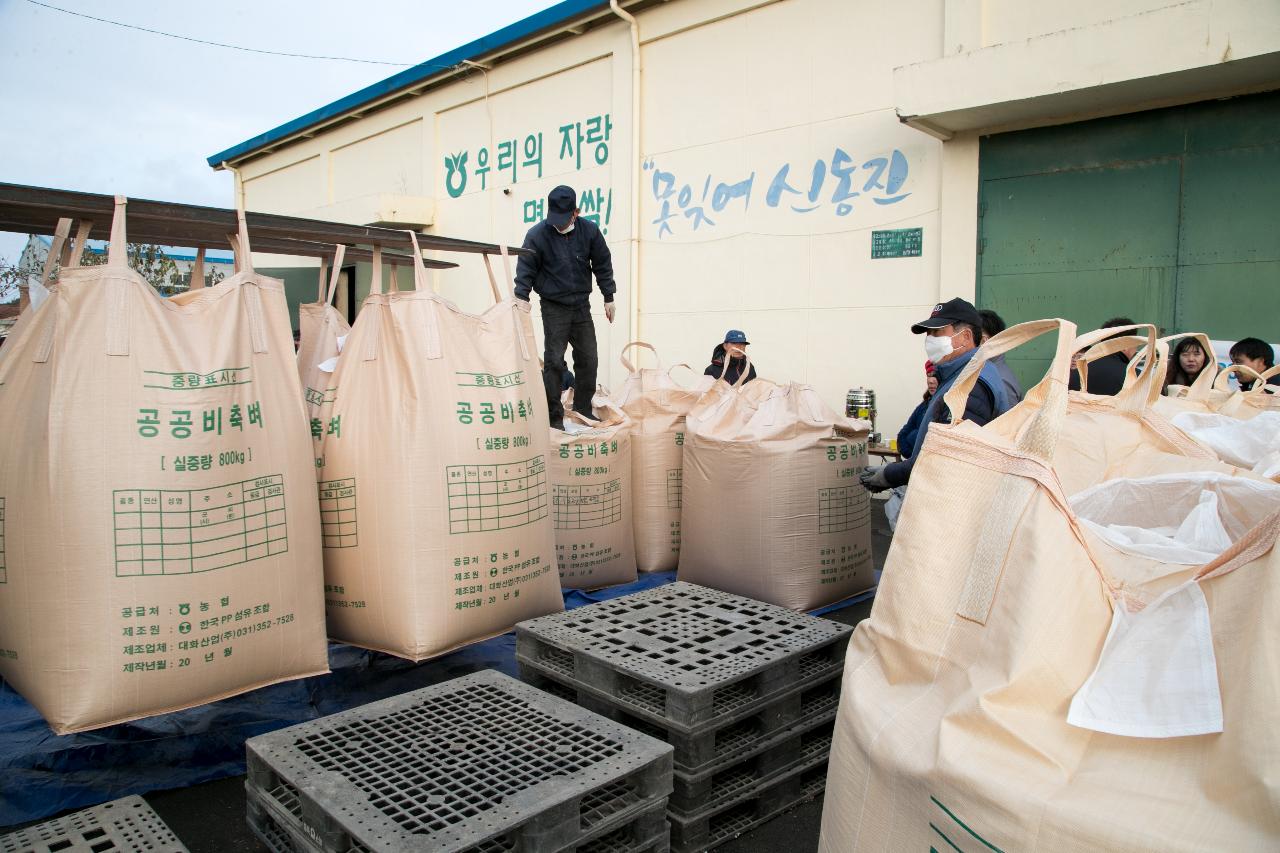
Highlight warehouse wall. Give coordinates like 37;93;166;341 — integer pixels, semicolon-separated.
232;0;1280;435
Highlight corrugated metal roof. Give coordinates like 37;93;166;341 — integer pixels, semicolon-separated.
206;0;611;168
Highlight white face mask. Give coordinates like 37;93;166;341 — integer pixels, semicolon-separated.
555;220;576;234
924;334;954;363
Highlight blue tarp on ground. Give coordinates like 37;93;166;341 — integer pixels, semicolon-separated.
0;573;872;827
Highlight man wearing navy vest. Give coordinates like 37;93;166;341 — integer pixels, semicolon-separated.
860;297;1010;493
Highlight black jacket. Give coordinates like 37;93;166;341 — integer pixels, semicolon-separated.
882;350;1001;489
1068;351;1129;396
514;219;615;306
1239;373;1280;392
704;345;757;385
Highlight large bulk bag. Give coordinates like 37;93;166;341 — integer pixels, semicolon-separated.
0;199;328;734
548;390;636;589
678;365;874;610
316;237;563;661
819;319;1280;852
296;247;351;474
614;343;702;572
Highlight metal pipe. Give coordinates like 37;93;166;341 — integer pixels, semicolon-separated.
609;0;642;344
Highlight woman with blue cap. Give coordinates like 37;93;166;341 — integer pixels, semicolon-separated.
704;329;757;385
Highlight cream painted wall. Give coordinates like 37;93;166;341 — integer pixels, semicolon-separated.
232;0;1279;437
635;0;946;435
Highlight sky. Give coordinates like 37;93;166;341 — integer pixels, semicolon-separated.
0;0;558;263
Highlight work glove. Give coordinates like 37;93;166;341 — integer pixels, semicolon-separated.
604;301;616;324
858;465;891;494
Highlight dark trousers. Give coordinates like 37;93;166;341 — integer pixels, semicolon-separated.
541;300;598;422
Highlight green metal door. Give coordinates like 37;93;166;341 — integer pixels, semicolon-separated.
977;90;1280;389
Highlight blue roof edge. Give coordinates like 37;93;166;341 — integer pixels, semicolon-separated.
206;0;610;168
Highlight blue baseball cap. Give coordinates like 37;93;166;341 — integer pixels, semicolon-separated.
723;329;750;345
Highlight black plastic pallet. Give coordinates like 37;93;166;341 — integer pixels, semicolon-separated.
244;670;673;853
248;789;671;853
670;714;834;814
0;796;188;853
515;582;851;732
667;757;830;853
519;657;841;775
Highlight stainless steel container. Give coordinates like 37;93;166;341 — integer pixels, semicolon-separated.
846;387;880;444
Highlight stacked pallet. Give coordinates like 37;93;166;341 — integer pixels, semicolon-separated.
243;670;673;853
0;796;188;853
516;582;852;852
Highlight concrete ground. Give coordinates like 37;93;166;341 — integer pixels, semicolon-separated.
142;503;892;852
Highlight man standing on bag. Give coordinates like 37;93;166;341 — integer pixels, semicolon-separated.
859;298;1011;494
515;185;616;430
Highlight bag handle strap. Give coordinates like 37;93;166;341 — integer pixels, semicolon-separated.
1074;334;1146;391
324;245;347;306
1072;324;1161;413
404;230;442;360
189;247;206;290
361;245;383;362
1196;509;1280;583
103;197;131;357
730;354;753;388
23;218;72;312
40;218;72;287
943;319;1078;459
216;181;267;354
388;262;400;293
316;256;329;302
620;341;659;373
1213;363;1264;393
499;243;513;298
950;319;1087;625
668;363;696;383
227;233;242;273
481;245;517;304
67;219;94;267
482;254;503;304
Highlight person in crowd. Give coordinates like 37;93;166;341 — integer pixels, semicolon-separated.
1229;337;1279;391
860;298;1011;493
895;361;937;459
1164;335;1211;393
978;309;1023;404
515;185;616;430
1068;317;1137;395
704;329;757;385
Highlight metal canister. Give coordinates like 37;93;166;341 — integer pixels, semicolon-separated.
846;387;880;444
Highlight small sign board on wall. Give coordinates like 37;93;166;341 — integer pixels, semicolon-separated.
871;227;923;259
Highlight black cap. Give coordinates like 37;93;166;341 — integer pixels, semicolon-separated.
911;297;982;334
547;185;577;229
